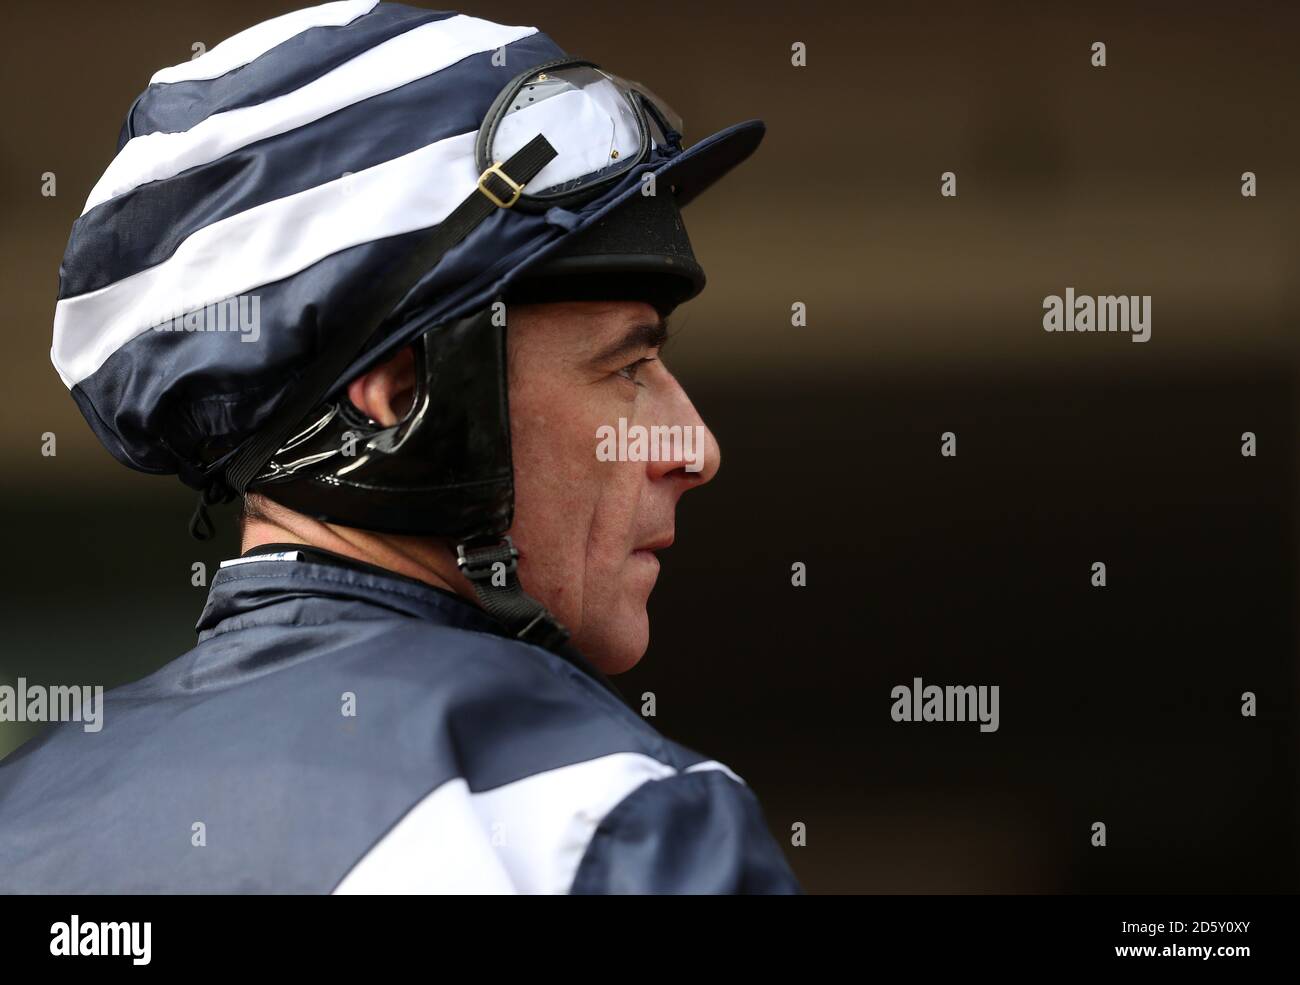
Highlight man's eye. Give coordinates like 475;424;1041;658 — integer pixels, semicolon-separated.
617;357;655;385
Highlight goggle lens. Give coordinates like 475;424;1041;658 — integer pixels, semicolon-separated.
488;63;684;201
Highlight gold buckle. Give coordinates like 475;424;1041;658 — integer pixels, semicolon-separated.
477;162;523;208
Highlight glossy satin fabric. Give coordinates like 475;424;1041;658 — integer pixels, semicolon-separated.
0;553;801;894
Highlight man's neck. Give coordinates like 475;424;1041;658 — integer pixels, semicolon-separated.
240;509;462;597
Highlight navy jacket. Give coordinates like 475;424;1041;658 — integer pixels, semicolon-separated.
0;547;801;894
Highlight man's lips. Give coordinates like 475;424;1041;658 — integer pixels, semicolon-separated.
633;532;674;555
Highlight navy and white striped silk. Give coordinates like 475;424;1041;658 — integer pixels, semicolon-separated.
51;2;765;484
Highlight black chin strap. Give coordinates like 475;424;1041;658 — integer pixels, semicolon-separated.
456;536;628;704
456;536;570;651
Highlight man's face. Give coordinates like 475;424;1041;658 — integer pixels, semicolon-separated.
505;300;720;673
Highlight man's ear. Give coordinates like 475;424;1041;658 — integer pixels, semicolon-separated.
346;346;416;427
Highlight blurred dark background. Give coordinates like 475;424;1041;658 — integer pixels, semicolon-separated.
1;0;1297;892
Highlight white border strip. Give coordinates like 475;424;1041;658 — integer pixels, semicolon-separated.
219;551;304;568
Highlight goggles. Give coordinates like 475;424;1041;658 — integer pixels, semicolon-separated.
475;57;685;212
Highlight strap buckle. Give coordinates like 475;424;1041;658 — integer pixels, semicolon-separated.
456;536;519;582
477;162;524;208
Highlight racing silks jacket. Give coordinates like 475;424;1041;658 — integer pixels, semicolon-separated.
0;545;801;894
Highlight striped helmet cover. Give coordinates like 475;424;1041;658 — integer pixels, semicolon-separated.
50;1;757;487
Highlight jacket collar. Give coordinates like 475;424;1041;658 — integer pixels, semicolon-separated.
195;543;626;702
196;543;507;641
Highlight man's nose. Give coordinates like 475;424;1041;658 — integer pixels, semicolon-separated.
646;384;721;487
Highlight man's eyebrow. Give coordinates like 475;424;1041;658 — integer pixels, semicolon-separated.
587;315;671;366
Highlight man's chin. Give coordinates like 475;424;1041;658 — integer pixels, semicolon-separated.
572;607;649;676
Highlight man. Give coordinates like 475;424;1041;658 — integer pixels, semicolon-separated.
241;297;711;674
1;2;800;893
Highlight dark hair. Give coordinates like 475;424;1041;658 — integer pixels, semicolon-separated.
239;491;273;539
